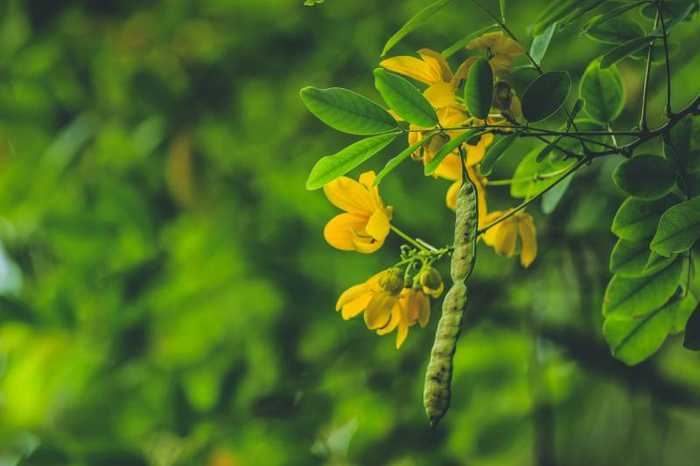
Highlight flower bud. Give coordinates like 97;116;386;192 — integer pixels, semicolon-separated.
379;268;404;295
493;80;513;112
419;267;444;298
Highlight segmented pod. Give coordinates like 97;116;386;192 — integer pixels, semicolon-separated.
423;161;479;427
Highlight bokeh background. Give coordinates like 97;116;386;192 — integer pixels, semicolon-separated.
0;0;699;465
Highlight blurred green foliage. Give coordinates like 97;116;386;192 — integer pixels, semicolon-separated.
0;0;699;465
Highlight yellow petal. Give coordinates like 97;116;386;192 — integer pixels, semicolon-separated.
377;303;400;335
380;56;437;85
364;293;395;329
341;292;373;320
434;153;461;181
418;294;431;328
493;220;517;257
352;235;384;254
445;180;460;210
396;318;409;349
517;213;538;268
424;82;458;109
323;176;374;214
336;282;370;310
365;208;390;241
323;213;368;251
417;48;453;82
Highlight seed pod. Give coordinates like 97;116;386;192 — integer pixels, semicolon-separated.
423;163;479;427
493;80;513;112
423;281;467;427
450;175;479;283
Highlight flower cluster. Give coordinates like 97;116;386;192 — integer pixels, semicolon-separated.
320;33;539;348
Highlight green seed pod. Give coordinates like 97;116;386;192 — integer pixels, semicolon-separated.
423;163;479;427
465;58;494;120
450;175;479;283
423;281;467;427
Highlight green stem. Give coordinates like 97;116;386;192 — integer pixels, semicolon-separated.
478;158;587;235
391;224;428;251
655;0;673;116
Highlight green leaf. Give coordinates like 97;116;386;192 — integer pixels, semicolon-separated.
641;0;698;23
600;35;656;68
612;154;677;199
603;257;684;317
610;239;652;277
604;293;697;365
521;71;571;122
442;24;499;58
375;136;433;185
529;22;556;66
480;132;517;176
541;173;573;214
664;118;693;171
584;16;645;44
465;58;493;120
381;0;453;57
373;69;438;128
579;60;625;123
684;304;700;350
305;132;400;190
300;87;398;135
424;128;483;175
643;251;678;276
584;2;650;29
532;0;579;35
499;0;506;22
510;147;574;198
612;194;680;240
650;197;700;256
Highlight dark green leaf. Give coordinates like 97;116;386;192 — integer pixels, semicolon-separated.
300;87;398;135
480;133;517;176
612;154;677;199
424;129;483;175
521;71;571;122
381;0;453;56
305;132;400;190
579;60;625;123
529;22;557;66
604;293;697;365
373;69;438;128
641;0;698;23
664;118;693;171
650;196;700;256
611;194;680;240
684;304;700;350
603;257;684;317
375;136;433;185
465;58;493;120
584;16;645;43
600;35;656;68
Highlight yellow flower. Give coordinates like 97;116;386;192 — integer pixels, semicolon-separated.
378;288;431;349
380;49;473;109
336;270;432;349
466;32;524;74
323;171;393;254
482;210;537;267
